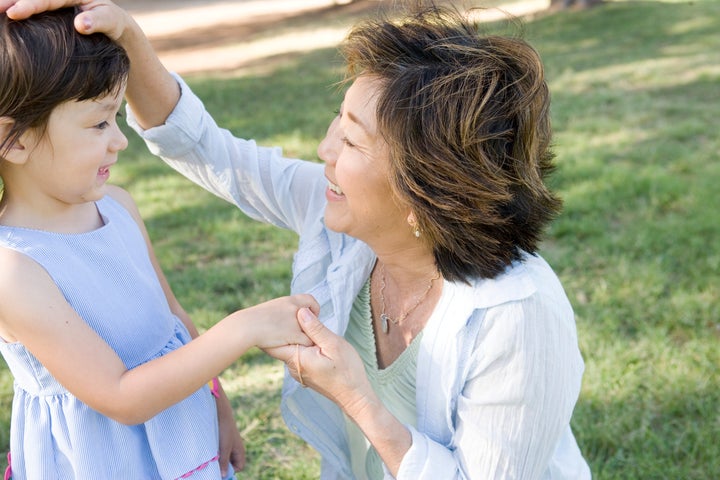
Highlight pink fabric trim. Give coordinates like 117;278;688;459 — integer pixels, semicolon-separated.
175;454;220;479
1;449;218;480
4;452;11;480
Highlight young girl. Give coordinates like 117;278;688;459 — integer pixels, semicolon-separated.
0;8;316;479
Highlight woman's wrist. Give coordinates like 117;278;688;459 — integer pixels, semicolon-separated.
341;385;382;425
345;391;412;476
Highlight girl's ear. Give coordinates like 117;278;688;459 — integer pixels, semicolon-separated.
0;117;30;165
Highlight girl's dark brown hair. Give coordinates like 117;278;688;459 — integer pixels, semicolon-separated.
0;7;130;156
341;5;562;282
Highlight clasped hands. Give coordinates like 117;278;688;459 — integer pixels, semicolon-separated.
264;307;374;416
0;0;375;421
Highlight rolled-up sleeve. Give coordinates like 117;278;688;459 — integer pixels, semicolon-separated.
125;74;326;235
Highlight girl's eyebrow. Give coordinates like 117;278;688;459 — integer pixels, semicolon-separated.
99;102;120;112
94;97;122;111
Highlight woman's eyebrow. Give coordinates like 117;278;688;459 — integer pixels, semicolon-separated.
346;110;371;135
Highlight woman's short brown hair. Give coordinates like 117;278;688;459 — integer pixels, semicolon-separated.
341;5;562;282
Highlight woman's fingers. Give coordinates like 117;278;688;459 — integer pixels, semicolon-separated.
0;0;17;14
2;0;128;41
71;1;129;40
4;0;83;19
297;307;337;348
263;344;295;363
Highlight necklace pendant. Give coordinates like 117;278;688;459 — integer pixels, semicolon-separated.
380;313;390;334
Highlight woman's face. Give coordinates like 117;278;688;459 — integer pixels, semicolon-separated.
318;76;410;246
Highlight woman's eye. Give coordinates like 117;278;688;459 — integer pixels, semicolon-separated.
341;137;355;148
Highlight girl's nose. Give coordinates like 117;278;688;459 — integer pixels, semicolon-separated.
112;124;129;152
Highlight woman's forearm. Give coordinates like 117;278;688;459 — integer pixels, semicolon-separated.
117;14;180;129
344;392;412;477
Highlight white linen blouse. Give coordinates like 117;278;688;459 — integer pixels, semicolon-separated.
127;74;592;480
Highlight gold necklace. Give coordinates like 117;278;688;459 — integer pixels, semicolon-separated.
377;263;440;334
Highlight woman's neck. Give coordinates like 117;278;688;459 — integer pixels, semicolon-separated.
369;252;443;367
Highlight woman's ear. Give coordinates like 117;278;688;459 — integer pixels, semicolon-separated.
0;117;30;164
407;211;421;238
406;211;416;226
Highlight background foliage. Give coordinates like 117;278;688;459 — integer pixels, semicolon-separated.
1;1;718;478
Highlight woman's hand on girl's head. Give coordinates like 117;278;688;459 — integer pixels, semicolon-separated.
2;0;131;41
1;0;88;19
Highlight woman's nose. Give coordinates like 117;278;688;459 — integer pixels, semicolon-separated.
317;116;341;165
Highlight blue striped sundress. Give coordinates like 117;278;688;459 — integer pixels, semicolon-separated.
0;195;232;479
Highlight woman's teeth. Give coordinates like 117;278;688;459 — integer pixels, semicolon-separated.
328;182;343;195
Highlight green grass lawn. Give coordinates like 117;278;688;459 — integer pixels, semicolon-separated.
1;0;718;478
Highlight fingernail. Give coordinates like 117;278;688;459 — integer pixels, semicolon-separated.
299;307;315;324
82;17;93;31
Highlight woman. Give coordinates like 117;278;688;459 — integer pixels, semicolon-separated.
2;1;592;478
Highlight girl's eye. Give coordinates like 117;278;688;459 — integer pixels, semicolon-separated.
94;112;121;130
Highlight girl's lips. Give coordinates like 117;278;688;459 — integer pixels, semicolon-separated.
97;166;111;180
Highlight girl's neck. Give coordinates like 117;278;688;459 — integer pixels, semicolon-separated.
0;194;104;234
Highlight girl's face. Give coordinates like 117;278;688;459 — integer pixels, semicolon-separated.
318;76;411;247
19;89;127;208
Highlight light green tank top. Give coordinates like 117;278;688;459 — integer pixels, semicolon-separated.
343;281;422;480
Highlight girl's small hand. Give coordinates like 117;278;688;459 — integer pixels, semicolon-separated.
214;383;246;476
241;294;318;350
